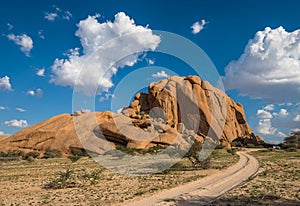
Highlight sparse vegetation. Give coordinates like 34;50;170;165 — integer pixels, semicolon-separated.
68;155;82;163
24;151;40;160
227;148;237;155
212;149;300;205
184;140;205;167
0;148;240;205
0;150;40;162
42;149;62;159
44;167;104;189
114;144;165;155
282;131;300;151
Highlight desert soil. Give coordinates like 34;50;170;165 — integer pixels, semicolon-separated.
211;149;300;206
124;151;259;206
0;149;238;206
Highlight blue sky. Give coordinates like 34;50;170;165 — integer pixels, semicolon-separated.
1;0;300;144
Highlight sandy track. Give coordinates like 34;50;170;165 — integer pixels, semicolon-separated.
125;151;259;206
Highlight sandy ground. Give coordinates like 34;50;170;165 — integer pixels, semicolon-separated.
211;149;300;206
0;149;239;205
124;151;259;206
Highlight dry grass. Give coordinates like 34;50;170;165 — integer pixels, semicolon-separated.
211;149;300;206
0;149;237;205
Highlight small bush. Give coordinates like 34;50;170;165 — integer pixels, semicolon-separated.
227;148;237;155
246;144;256;148
68;155;82;163
70;147;88;157
7;150;25;158
24;151;40;160
43;149;62;159
71;149;84;156
146;145;164;154
45;168;77;189
26;156;35;163
215;144;225;149
199;157;211;169
0;156;20;162
115;146;142;155
285;147;297;152
0;151;7;157
184;140;203;166
44;168;103;189
79;169;103;185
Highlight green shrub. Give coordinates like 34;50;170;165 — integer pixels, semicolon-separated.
26;156;35;163
215;144;224;149
71;149;84;156
0;151;7;157
184;140;207;168
199;157;211;169
115;145;142;155
70;147;88;157
285;147;297;152
43;149;62;159
146;145;164;154
7;150;25;158
24;151;40;160
246;144;256;148
68;155;82;163
44;168;103;189
44;168;76;189
0;156;20;162
0;150;25;161
227;148;237;155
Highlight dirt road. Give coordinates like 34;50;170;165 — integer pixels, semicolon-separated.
125;151;259;206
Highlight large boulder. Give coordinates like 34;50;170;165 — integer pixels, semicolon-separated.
128;75;254;144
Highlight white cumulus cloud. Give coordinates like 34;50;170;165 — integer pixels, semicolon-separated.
0;131;9;136
257;109;273;119
0;106;6;110
191;19;207;34
0;76;12;91
256;119;277;135
278;109;288;117
62;10;72;20
27;90;35;96
36;68;45;76
148;59;155;65
44;6;72;21
50;12;160;95
26;88;43;98
152;70;169;78
99;93;114;102
293;114;300;122
223;26;300;102
7;33;33;56
44;12;58;21
264;104;275;111
4;119;28;128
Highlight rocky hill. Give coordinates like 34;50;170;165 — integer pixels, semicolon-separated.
0;76;262;155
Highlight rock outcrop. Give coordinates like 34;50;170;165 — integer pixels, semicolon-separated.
0;75;261;155
0;112;114;155
124;75;254;144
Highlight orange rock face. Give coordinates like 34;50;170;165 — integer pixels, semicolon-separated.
128;75;254;143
